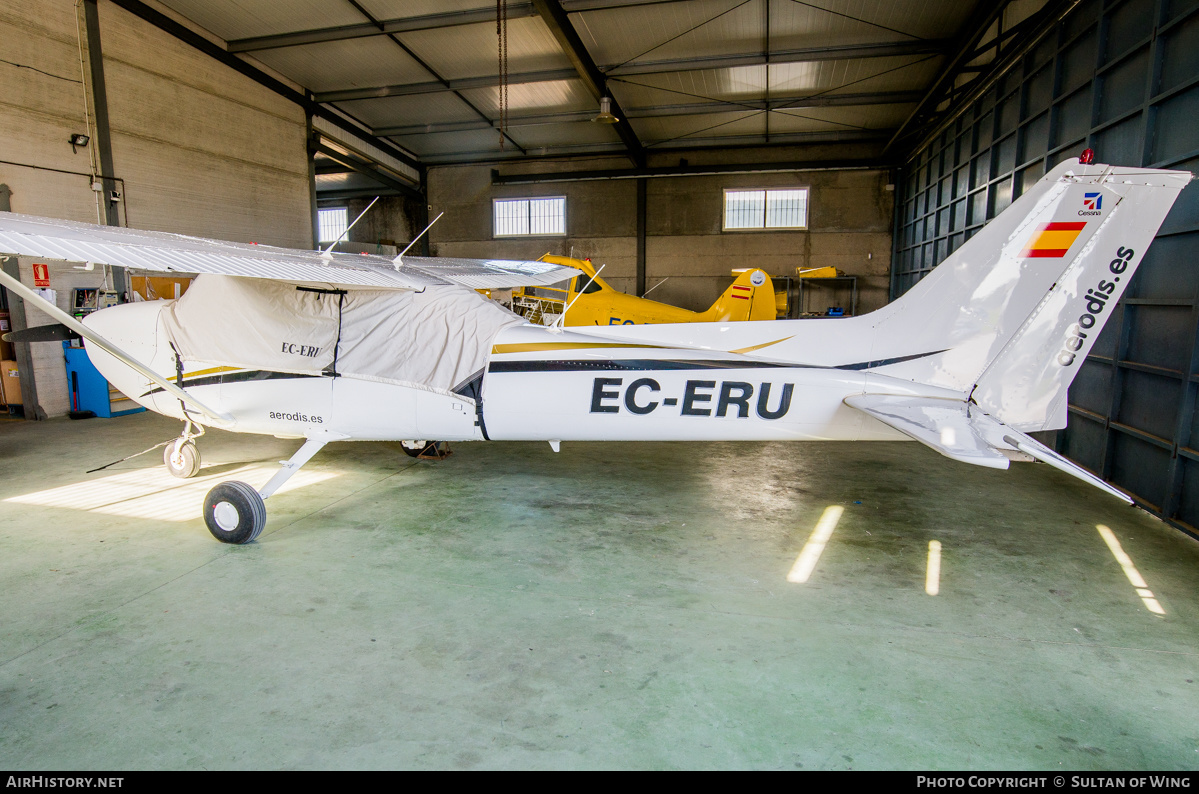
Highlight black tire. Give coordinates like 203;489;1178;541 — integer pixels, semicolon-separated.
204;481;266;544
401;440;434;458
164;440;201;478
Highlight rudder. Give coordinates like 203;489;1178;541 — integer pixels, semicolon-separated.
702;269;775;321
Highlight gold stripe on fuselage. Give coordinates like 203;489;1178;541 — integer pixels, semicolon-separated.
165;365;242;382
729;336;793;355
491;342;667;355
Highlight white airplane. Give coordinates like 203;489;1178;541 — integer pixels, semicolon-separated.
0;157;1190;544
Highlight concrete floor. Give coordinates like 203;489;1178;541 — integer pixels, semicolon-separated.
0;411;1197;770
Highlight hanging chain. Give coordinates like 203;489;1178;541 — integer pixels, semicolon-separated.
497;0;509;149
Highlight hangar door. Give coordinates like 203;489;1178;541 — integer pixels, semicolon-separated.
892;0;1199;536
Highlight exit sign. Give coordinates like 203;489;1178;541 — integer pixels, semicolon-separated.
32;263;49;287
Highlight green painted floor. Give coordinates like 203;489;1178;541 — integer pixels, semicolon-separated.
1;411;1197;770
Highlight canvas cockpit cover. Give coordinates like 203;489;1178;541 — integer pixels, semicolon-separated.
162;274;523;395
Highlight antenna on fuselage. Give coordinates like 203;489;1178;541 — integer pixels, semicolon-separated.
550;263;604;332
320;196;379;262
393;212;444;270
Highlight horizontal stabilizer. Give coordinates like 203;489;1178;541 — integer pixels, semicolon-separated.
845;394;1011;469
845;393;1132;503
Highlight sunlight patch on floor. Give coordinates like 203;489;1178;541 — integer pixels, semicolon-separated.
787;505;844;583
1097;524;1165;615
925;540;942;596
6;464;339;522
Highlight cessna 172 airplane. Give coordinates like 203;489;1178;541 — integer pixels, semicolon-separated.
0;156;1190;544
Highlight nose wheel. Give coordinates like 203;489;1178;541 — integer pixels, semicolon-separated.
164;439;200;478
164;419;205;478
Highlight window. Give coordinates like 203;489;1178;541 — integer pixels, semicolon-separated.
494;197;566;237
723;188;808;230
318;207;348;243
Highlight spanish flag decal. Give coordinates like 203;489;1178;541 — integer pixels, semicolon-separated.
1022;222;1086;258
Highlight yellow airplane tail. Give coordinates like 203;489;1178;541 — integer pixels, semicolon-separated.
700;269;776;322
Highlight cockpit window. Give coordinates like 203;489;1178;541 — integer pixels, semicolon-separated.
574;275;602;294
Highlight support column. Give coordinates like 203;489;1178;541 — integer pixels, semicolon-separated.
636;177;646;296
419;170;430;256
83;0;127;298
306;113;319;249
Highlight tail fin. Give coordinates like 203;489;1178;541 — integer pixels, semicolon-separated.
701;269;776;321
872;160;1191;431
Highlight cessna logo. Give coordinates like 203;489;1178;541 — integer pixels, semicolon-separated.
590;377;793;419
1057;246;1134;367
281;342;322;357
1080;192;1103;215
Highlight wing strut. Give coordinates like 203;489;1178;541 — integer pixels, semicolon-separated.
0;263;233;424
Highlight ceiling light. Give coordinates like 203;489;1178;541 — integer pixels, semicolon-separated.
592;97;618;124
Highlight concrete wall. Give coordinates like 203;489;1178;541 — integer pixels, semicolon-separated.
427;159;893;315
0;0;311;417
0;1;107;224
338;195;418;256
97;0;311;246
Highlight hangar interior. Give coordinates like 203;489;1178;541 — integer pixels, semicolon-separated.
1;0;1198;770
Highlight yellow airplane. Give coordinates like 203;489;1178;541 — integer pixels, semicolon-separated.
535;255;776;326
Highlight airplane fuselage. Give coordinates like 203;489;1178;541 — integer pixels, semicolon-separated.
82;301;920;445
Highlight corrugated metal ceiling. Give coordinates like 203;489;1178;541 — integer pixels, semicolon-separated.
251;37;431;93
159;0;366;41
151;0;1012;172
334;93;484;131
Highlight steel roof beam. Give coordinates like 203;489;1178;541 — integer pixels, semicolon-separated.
884;1;1013;153
318;69;580;102
227;0;693;52
314;40;946;103
317;187;410;201
605;39;949;76
531;0;644;165
491;157;886;184
421;129;888;164
374;90;923;136
230;5;535;52
314;143;422;199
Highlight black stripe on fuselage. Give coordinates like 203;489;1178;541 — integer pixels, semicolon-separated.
141;370;323;397
489;359;788;373
487;350;945;374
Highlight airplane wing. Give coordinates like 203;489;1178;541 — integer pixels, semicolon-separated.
845;393;1132;503
0;211;579;290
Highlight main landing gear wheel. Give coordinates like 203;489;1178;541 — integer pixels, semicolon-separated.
401;440;434;458
204;481;266;544
163;439;200;478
